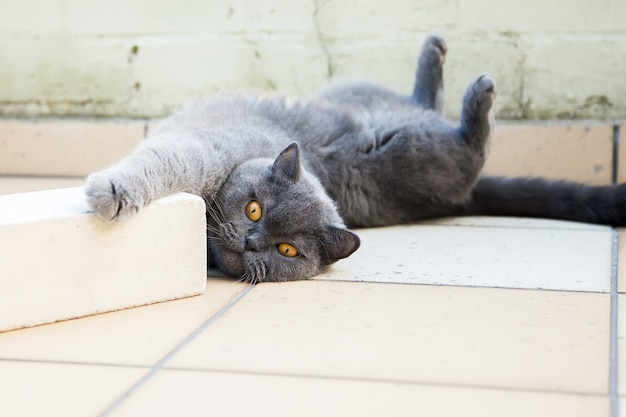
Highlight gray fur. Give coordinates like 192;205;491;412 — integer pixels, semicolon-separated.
85;33;495;281
88;34;622;282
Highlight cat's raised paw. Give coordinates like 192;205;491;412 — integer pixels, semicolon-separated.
421;33;447;66
85;173;144;222
465;73;496;114
474;73;496;96
459;73;496;149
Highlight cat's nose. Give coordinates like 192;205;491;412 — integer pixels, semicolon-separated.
244;235;260;252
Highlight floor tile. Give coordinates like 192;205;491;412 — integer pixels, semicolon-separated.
620;398;626;417
320;223;612;292
617;294;626;396
0;278;248;366
109;369;609;417
420;215;609;231
0;360;145;417
617;229;626;293
483;124;614;185
0;175;85;195
167;281;609;395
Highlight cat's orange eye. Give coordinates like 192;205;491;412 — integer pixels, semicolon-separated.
245;201;262;222
277;243;298;258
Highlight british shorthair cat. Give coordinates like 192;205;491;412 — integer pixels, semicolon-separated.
86;34;626;282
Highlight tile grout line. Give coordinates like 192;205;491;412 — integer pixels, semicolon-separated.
98;283;256;417
612;125;620;185
611;228;619;417
161;365;612;398
312;277;613;294
610;124;620;417
415;223;611;232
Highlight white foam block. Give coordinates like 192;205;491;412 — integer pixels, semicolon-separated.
0;187;207;332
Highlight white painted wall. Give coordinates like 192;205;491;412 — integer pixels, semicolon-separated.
0;0;624;120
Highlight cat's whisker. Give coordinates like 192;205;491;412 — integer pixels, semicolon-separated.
205;212;221;229
259;261;268;282
205;196;225;223
236;267;254;285
204;199;226;233
244;272;257;285
205;224;221;235
212;194;226;219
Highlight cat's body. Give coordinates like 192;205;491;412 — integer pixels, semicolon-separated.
86;34;626;282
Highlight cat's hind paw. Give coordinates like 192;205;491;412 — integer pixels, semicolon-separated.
421;33;447;66
85;173;144;222
465;73;496;115
459;73;496;150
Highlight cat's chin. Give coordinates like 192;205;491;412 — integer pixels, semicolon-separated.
209;236;273;282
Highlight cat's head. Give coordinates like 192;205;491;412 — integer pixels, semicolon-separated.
209;143;360;282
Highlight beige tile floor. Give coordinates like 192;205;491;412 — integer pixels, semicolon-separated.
0;177;622;417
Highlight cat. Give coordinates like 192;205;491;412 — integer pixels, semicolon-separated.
85;33;626;283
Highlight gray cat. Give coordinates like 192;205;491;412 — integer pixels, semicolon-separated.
85;34;626;282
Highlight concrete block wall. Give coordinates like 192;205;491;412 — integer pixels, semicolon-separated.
0;0;624;120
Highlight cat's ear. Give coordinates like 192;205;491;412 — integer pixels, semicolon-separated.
323;226;361;264
272;142;301;182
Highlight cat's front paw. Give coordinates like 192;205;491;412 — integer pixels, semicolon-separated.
85;172;144;221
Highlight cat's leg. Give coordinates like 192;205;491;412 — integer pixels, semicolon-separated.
85;137;211;221
459;73;496;155
411;33;447;113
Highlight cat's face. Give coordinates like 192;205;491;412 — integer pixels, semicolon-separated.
209;143;360;282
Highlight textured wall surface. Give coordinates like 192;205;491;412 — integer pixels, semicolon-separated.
0;0;625;120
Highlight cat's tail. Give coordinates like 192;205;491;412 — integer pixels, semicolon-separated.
458;176;626;226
